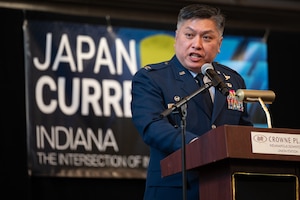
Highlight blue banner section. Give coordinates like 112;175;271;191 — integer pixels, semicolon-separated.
23;19;268;178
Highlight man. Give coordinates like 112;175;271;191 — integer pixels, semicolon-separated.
131;4;253;200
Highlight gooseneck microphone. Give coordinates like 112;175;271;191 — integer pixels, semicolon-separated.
201;63;229;96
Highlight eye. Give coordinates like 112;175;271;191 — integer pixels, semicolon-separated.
203;35;213;41
185;33;194;39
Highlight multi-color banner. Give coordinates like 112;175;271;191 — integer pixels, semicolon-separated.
24;19;268;178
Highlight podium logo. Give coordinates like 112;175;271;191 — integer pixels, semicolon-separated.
253;134;267;143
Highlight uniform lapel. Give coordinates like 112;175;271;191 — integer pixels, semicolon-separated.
170;57;213;118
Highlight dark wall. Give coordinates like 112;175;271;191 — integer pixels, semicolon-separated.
1;6;300;200
268;31;300;129
1;7;29;200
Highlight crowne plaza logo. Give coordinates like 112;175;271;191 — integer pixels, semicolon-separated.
253;134;268;143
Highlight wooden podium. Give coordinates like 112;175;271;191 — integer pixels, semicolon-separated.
160;125;300;200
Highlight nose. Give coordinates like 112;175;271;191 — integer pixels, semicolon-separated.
192;37;203;50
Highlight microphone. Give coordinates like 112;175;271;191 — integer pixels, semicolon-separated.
201;63;229;96
235;89;276;104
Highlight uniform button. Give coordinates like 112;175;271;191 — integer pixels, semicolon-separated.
211;124;217;129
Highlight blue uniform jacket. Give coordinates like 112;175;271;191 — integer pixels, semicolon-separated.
131;55;253;200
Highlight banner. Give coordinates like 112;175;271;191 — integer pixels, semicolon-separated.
24;19;268;178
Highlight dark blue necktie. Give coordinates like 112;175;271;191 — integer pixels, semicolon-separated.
195;74;213;113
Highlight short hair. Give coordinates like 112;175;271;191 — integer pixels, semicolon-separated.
177;4;226;35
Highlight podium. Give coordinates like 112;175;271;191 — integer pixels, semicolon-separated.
160;125;300;200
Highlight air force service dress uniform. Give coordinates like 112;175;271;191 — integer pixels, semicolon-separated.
131;55;253;200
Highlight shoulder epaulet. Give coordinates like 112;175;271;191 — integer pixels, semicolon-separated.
143;61;170;71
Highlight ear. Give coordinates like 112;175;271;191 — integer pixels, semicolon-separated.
218;36;223;53
175;30;178;39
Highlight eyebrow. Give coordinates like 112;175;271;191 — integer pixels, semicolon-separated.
184;26;216;35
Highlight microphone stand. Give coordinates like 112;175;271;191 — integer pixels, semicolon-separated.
160;82;212;118
160;81;213;200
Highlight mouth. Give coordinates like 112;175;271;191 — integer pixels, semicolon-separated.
189;53;202;59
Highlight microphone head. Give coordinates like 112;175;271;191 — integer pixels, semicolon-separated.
201;63;229;96
201;63;213;75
